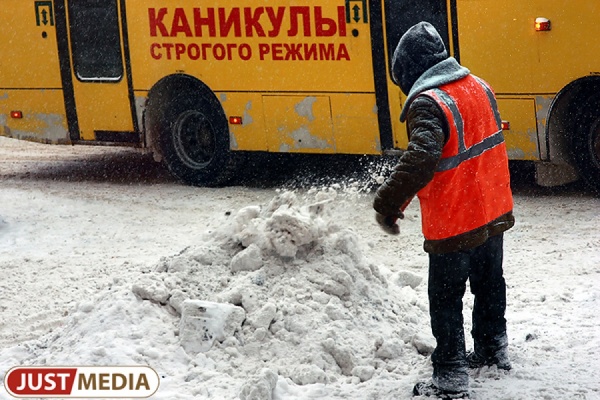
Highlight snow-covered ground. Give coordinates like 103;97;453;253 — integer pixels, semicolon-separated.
0;136;599;400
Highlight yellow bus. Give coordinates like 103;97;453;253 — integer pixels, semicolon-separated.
1;0;599;191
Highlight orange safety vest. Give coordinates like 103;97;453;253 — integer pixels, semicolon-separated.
416;75;513;241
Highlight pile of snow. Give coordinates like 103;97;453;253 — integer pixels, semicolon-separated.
0;190;432;399
132;190;431;395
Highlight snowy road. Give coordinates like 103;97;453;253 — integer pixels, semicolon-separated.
0;136;599;399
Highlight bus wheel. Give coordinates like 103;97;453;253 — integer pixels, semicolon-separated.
159;93;238;187
573;95;600;194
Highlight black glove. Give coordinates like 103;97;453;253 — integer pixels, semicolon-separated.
375;212;402;235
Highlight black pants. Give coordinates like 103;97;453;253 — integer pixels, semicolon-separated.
428;233;507;369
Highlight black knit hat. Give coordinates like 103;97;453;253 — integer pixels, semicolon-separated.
391;22;448;94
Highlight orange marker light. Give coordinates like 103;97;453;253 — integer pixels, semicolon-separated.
10;110;23;119
535;17;551;31
229;116;243;125
501;121;510;130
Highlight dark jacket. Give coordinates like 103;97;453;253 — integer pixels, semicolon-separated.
373;22;514;254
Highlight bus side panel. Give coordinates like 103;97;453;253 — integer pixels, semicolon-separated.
0;90;69;143
126;1;378;154
457;0;541;161
263;96;334;153
533;1;600;92
218;92;268;152
496;98;539;160
0;2;63;88
456;1;536;94
0;0;69;143
332;93;380;154
128;1;375;93
458;0;600;94
219;92;381;154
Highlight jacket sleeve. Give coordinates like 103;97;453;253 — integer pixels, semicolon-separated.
373;95;448;216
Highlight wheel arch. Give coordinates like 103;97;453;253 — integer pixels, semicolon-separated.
535;76;600;188
545;75;600;165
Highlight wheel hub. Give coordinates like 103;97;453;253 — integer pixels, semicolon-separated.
172;110;216;169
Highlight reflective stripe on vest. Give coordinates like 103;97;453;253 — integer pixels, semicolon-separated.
431;77;505;173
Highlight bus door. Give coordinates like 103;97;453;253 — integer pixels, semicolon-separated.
62;0;137;142
381;0;452;150
0;1;69;143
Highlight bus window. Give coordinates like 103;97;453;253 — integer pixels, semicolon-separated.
68;0;123;82
384;0;450;68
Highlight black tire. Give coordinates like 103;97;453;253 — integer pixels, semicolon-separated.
573;94;600;194
148;77;238;187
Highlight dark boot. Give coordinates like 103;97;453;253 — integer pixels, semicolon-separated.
433;364;469;392
413;381;469;399
467;333;511;370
